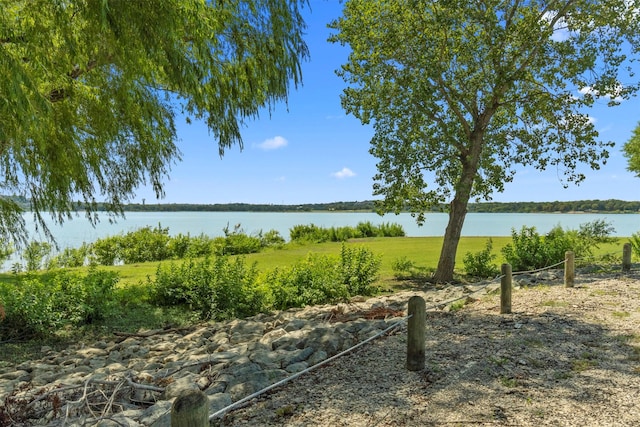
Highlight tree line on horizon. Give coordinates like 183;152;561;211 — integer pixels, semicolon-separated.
97;199;640;214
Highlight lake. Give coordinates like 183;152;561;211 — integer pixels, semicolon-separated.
19;211;640;250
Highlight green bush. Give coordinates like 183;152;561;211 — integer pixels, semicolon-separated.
91;236;121;265
289;224;331;243
631;232;640;259
0;269;119;339
266;254;347;310
267;246;380;310
51;244;91;268
502;220;616;271
339;244;381;295
377;222;406;237
22;241;52;271
258;229;286;248
391;256;416;279
463;238;499;278
119;224;171;263
289;222;405;243
150;256;265;321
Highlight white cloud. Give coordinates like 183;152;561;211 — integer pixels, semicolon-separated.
541;11;574;42
332;167;356;179
579;84;624;102
275;176;286;182
257;136;288;150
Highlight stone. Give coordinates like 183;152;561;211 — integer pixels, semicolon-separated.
1;291;429;426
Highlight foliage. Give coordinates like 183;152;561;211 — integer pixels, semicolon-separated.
149;245;380;318
391;256;417;279
624;121;640;177
267;255;348;310
630;232;640;259
214;224;263;255
289;222;405;243
118;225;171;264
268;246;380;310
51;244;91;268
150;257;265;321
329;0;640;282
0;0;309;245
259;229;286;248
22;241;52;272
463;239;499;278
0;269;118;339
501;220;616;271
339;244;381;296
0;239;14;265
90;236;121;266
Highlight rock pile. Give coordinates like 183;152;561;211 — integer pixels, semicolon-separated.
1;289;438;426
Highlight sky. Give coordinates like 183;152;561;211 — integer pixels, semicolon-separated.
134;1;640;206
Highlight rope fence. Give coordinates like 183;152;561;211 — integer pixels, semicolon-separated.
171;243;637;426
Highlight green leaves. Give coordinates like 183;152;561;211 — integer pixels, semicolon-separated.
0;0;309;244
331;0;640;281
623;122;640;177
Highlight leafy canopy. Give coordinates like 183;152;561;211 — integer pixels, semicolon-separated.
330;0;640;282
0;0;308;243
623;122;640;177
330;0;640;222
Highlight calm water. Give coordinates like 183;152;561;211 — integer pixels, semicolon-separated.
20;211;640;249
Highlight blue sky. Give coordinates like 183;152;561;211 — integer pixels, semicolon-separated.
135;1;640;206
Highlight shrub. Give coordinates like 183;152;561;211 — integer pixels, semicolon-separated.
463;238;499;278
184;234;215;258
267;246;380;310
150;256;265;321
392;256;416;279
377;222;406;237
22;241;52;271
631;232;640;259
501;226;546;271
289;224;330;243
357;221;377;237
51;244;91;268
266;254;347;310
502;220;616;271
289;222;405;243
119;224;171;263
258;229;286;248
91;236;121;265
339;244;381;296
0;268;119;339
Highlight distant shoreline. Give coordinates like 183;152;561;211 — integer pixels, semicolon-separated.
115;199;640;214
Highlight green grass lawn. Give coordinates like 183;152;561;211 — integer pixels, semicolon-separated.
0;235;628;288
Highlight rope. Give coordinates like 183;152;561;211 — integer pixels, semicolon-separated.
207;256;586;420
208;275;504;420
209;314;410;420
511;259;566;276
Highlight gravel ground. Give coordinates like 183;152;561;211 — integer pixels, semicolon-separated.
216;271;640;426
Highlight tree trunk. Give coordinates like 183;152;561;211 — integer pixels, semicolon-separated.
432;193;470;283
432;128;486;283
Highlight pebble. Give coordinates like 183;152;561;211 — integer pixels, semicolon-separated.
0;288;447;426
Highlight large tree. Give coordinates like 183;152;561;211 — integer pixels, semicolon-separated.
0;0;308;244
330;0;640;282
623;122;640;176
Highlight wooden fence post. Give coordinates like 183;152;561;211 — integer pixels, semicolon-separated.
564;251;575;288
406;296;426;371
623;243;632;273
171;389;209;427
500;263;512;314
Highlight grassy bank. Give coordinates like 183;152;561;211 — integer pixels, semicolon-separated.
0;236;629;365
